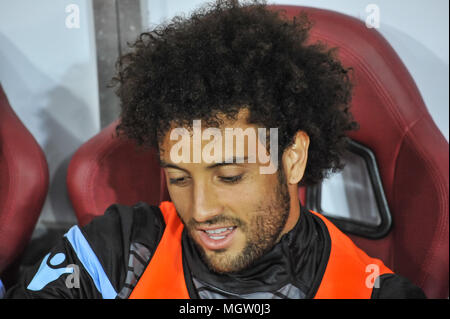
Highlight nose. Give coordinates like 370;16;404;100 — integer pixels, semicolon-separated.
191;180;222;223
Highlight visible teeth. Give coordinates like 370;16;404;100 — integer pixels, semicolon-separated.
203;227;235;240
209;235;226;240
205;227;233;234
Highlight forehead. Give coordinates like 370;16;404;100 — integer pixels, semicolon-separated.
159;107;279;175
159;108;257;156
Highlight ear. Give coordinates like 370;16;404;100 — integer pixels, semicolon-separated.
282;131;310;185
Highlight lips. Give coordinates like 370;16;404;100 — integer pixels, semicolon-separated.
196;226;237;251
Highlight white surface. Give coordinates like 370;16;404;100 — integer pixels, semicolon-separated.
0;0;100;225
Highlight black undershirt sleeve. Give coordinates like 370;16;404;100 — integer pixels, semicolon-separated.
5;236;102;299
5;202;165;299
371;273;427;299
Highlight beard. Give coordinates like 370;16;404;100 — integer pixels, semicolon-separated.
183;169;291;274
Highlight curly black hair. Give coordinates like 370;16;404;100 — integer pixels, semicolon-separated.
113;0;358;186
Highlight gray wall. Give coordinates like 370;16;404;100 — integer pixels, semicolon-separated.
0;0;100;228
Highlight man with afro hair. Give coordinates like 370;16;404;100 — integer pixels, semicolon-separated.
6;0;425;299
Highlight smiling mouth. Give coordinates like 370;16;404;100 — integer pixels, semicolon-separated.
202;226;235;239
195;226;238;250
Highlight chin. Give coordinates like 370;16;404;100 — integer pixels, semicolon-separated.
199;249;238;273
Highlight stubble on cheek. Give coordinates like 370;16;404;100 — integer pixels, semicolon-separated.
190;186;290;274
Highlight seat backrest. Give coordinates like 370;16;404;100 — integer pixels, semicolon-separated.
66;6;448;298
66;120;169;227
271;5;448;298
0;84;49;275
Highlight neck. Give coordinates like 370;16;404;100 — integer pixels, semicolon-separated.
277;185;301;242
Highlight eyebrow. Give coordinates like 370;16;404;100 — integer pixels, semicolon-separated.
207;156;249;169
159;160;187;171
159;156;249;170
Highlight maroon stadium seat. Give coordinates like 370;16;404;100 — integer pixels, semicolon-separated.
0;84;49;275
66;6;449;298
274;5;448;298
66;119;169;227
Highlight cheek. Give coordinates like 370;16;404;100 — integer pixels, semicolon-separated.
166;184;192;221
221;175;280;214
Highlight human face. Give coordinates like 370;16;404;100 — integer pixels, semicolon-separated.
159;110;295;274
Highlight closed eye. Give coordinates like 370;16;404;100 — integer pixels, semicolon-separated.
169;176;190;186
218;174;243;184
